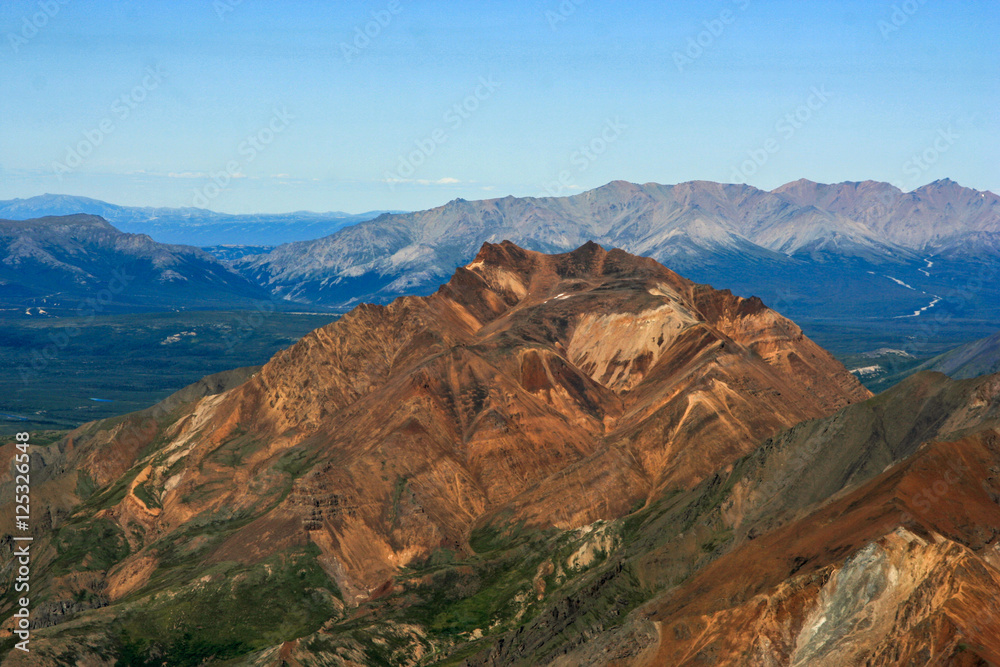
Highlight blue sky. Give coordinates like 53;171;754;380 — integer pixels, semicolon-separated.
0;0;997;213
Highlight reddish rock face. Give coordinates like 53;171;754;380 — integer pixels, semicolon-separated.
637;431;1000;667
3;242;870;610
12;242;1000;666
93;240;862;597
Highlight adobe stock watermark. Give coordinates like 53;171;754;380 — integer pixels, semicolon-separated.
222;301;277;352
673;0;751;73
7;0;70;54
898;456;971;526
340;0;402;63
17;268;134;385
213;0;244;21
878;0;928;39
545;0;585;31
900;126;958;187
52;66;167;179
729;85;830;183
872;125;960;212
191;107;294;207
383;76;500;190
537;117;628;198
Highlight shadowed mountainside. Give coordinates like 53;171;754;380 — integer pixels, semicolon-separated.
913;329;1000;381
0;214;270;312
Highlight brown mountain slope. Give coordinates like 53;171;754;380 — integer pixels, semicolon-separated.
1;240;869;637
134;241;868;596
638;431;1000;666
448;371;1000;667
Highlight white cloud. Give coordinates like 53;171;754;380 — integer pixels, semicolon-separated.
167;170;247;180
380;176;464;186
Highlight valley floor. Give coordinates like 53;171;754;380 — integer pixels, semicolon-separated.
0;310;338;434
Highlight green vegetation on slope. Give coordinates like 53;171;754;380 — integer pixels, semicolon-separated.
108;546;340;666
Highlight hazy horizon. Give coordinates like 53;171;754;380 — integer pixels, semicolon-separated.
1;0;997;214
0;175;993;218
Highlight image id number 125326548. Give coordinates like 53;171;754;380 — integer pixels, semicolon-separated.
11;431;34;653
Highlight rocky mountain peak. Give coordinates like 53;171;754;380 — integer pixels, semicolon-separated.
467;239;535;272
25;242;869;600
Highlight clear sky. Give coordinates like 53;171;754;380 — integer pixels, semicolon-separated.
1;0;997;213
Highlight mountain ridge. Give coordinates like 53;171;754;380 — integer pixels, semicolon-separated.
233;179;1000;324
0;213;271;312
0;194;398;247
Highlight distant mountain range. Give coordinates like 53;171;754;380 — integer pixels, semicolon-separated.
4;180;1000;357
232;179;1000;327
0;194;396;247
0;214;270;313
